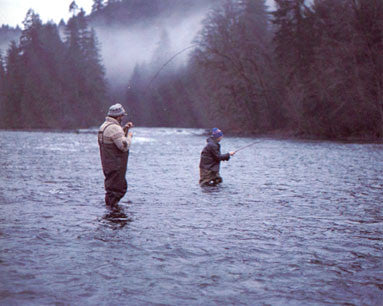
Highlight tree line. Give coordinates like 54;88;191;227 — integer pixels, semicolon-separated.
0;6;107;129
268;0;383;139
120;0;382;139
0;0;382;139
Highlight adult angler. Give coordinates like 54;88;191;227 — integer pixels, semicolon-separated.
98;103;133;207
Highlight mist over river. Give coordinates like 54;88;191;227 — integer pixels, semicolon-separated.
1;128;382;305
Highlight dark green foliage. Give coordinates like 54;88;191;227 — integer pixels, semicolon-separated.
269;0;383;138
0;9;107;129
191;0;277;132
0;54;5;122
351;0;383;137
105;0;383;138
3;41;25;128
0;0;381;139
92;0;105;13
63;9;107;128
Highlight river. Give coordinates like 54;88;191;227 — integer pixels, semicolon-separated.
0;128;382;305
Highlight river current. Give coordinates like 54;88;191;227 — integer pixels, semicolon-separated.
0;128;382;305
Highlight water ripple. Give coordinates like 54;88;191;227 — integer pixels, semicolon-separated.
1;129;382;305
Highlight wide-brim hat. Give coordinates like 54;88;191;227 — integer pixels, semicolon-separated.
107;103;127;117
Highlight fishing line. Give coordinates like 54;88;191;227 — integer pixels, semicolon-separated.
145;44;196;90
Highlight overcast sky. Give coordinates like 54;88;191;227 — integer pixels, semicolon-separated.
0;0;276;28
0;0;93;27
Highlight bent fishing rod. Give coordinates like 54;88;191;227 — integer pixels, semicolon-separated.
145;44;196;90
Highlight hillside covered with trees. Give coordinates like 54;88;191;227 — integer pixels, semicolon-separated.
0;0;382;140
0;5;106;129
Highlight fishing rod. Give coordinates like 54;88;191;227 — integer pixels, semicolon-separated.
145;44;196;90
234;141;259;154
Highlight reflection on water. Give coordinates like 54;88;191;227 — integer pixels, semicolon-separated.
0;128;382;305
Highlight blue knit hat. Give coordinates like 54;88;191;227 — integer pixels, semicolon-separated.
212;128;223;138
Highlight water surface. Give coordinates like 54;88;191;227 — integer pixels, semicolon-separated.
1;128;382;305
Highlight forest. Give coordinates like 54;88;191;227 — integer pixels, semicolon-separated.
0;0;382;140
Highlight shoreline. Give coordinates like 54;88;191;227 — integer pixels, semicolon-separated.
1;127;382;144
225;128;383;144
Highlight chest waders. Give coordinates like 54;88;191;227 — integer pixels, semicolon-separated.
98;123;129;206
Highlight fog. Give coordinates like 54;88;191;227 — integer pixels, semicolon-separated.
0;42;8;54
0;0;276;88
0;0;276;87
92;9;208;89
92;0;276;89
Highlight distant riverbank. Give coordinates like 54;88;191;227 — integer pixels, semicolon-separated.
2;126;382;143
225;128;383;144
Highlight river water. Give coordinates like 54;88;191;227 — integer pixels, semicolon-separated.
0;128;382;305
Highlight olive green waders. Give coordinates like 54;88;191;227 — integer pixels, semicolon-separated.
199;168;223;186
98;124;129;206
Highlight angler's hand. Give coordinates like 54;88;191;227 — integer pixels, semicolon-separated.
124;122;134;129
128;131;133;138
123;122;134;135
229;151;236;156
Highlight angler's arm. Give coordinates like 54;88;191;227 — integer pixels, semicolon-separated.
114;134;132;152
210;145;230;161
109;126;132;152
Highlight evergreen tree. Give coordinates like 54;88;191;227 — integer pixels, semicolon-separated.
308;0;383;138
92;0;105;13
272;0;314;76
0;54;4;85
69;1;79;16
3;41;23;127
351;0;383;137
64;9;107;127
0;53;5;125
0;8;106;129
16;10;68;128
271;0;317;134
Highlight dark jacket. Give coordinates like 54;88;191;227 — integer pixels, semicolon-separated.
199;137;230;172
